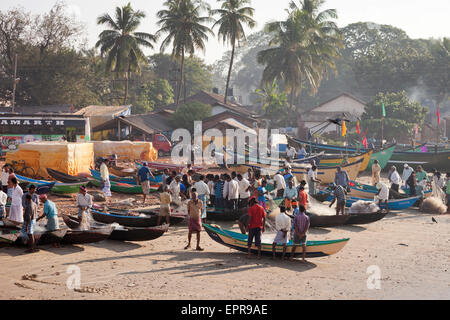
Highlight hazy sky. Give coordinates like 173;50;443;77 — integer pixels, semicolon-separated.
1;0;449;63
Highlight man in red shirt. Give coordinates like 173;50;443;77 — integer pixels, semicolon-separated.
298;185;308;209
247;198;266;259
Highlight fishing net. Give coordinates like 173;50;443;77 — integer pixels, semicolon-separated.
349;201;380;214
420;197;447;215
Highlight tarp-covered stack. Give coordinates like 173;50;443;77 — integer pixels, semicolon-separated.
6;142;94;178
92;140;158;162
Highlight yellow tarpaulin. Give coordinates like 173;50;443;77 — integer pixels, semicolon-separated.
92;141;158;162
6;142;94;178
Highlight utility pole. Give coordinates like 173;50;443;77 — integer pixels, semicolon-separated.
11;54;18;113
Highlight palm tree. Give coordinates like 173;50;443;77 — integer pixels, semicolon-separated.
96;3;156;104
156;0;214;105
211;0;256;104
257;0;342;109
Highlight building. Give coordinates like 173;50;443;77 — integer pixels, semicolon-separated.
74;105;131;136
299;93;367;134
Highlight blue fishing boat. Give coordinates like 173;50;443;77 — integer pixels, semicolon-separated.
345;196;421;210
90;169;162;184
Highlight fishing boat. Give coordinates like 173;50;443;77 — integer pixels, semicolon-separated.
15;174;89;194
62;214;169;242
389;149;450;171
91;210;185;227
61;226;113;245
317;149;373;172
348;181;432;200
109;166;136;178
0;229;20;244
345;211;388;225
89;177;160;194
35;182;56;195
11;228;68;246
136;161;203;172
46;168;89;184
308;214;350;228
90;169;162;185
345;196;421;210
203;224;349;258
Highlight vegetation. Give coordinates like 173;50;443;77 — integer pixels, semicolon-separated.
169;101;212;131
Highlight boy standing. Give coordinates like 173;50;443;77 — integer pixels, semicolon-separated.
290;205;310;263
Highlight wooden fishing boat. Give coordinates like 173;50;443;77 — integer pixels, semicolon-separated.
91;210;185;227
345;196;421;210
206;208;247;221
62;214;169;242
46;168;89;183
109;166;136;178
11;228;68;246
346;211;388;225
89;177;160;194
308;213;350;228
36;182;56;195
318;150;373;172
15;174;89;194
136;161;203;172
389;149;450;171
203;223;349;258
0;229;20;244
61;226;113;245
348;181;432;200
90;168;162;185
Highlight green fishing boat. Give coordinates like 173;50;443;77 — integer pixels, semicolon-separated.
366;144;397;171
89;177;160;194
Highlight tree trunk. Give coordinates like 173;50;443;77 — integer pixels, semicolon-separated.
225;41;236;104
176;49;185;105
290;87;295;110
124;67;130;105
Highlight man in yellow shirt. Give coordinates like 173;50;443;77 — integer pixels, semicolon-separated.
371;159;381;186
158;186;172;226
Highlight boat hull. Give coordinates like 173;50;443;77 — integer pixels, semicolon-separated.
91;210;186;227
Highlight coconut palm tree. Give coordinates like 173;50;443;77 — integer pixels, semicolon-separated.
96;3;156;104
156;0;214;105
211;0;256;104
257;0;342;109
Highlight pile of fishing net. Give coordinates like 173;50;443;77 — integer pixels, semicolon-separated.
420;197;447;215
349;201;380;214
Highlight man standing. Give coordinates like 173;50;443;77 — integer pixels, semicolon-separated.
185;192;204;251
162;168;170;190
158;186;171;226
100;158;112;197
23;194;39;253
297;144;307;160
290;205;310;263
257;180;268;210
272;206;291;260
415;165;429;185
0;188;6;219
226;175;239;210
287;145;297;160
389;166;401;192
402;164;413;189
76;186;93;226
8;177;23;224
283;179;297;211
247;198;266;259
194;175;210;222
329;183;347;216
376;182;390;213
237;174;251;209
137;162;155;204
273;171;286;198
298;184;308;209
445;173;450;213
371;160;381;186
334;166;350;191
169;176;182;202
214;175;224;209
1;164;9;193
307;166;321;196
37;195;60;232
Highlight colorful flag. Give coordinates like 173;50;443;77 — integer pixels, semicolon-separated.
362;136;368;149
437;108;441;125
382;103;386;118
421;145;428;153
356;121;360;134
342;120;347;137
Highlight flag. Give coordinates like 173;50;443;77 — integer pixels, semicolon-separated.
414;124;418;135
362;136;368;149
382;103;386;118
342;120;347;137
421;145;428;153
437;108;441;125
356;121;360;134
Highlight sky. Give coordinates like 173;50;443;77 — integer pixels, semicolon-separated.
1;0;449;64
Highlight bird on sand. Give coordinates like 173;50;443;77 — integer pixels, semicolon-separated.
432;217;438;223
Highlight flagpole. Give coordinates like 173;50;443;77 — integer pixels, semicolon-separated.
381;117;384;147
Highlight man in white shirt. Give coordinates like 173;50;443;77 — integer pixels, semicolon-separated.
76;186;93;225
226;175;239;210
389;166;401;192
0;189;7;218
169;176;182;201
401;164;413;188
307;166;321;196
376;182;390;212
286;145;297;160
298;145;307;159
274;171;286;198
8;177;23;224
100;158;111;197
193;175;210;221
237;174;251;208
1;164;10;193
272;206;291;260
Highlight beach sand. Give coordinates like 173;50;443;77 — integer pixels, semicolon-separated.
1;164;449;300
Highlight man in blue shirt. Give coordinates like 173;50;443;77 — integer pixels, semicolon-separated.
137;162;154;204
283;169;294;184
257;180;268;210
334;166;350;190
214;175;224;209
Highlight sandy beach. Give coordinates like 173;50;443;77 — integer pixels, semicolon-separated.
1;168;449;300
